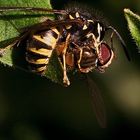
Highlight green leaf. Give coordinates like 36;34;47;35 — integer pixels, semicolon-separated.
124;8;140;49
0;0;63;84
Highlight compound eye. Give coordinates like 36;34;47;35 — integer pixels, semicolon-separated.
98;43;113;66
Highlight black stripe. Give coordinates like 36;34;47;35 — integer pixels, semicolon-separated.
68;13;75;19
36;70;46;75
28;63;47;69
28;64;47;75
26;50;49;59
31;37;52;50
81;57;96;63
80;61;96;68
51;30;59;39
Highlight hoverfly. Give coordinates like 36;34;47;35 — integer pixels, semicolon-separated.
0;2;130;128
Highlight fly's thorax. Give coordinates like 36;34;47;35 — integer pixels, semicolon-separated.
63;10;105;37
61;11;106;53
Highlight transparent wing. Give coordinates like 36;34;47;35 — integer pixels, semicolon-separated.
21;18;83;34
86;74;106;128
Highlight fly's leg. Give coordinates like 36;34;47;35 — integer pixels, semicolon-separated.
0;40;19;56
77;48;83;72
62;33;71;86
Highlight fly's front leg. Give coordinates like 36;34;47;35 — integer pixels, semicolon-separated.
72;42;83;72
77;48;83;71
62;33;71;86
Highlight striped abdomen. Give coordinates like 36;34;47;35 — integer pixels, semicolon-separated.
26;28;60;74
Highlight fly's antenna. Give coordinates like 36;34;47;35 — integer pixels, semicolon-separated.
106;26;131;61
0;7;67;15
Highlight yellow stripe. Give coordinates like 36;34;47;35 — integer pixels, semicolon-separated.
33;35;46;44
75;12;80;18
27;47;52;57
33;34;57;48
37;66;47;72
66;25;72;29
43;34;57;47
51;28;59;35
83;24;88;30
36;58;49;64
69;14;74;19
87;20;94;23
26;57;49;64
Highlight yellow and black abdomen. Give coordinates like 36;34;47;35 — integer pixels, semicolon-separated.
25;28;60;74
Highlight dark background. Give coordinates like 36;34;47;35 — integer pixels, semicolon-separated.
0;0;140;140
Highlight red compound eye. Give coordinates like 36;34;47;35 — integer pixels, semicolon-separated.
98;43;113;67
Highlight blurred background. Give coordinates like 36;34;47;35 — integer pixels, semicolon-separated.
0;0;140;139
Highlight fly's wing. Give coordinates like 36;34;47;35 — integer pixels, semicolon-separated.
86;74;106;128
0;5;83;44
0;18;83;55
21;18;83;34
19;18;83;45
0;6;83;44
